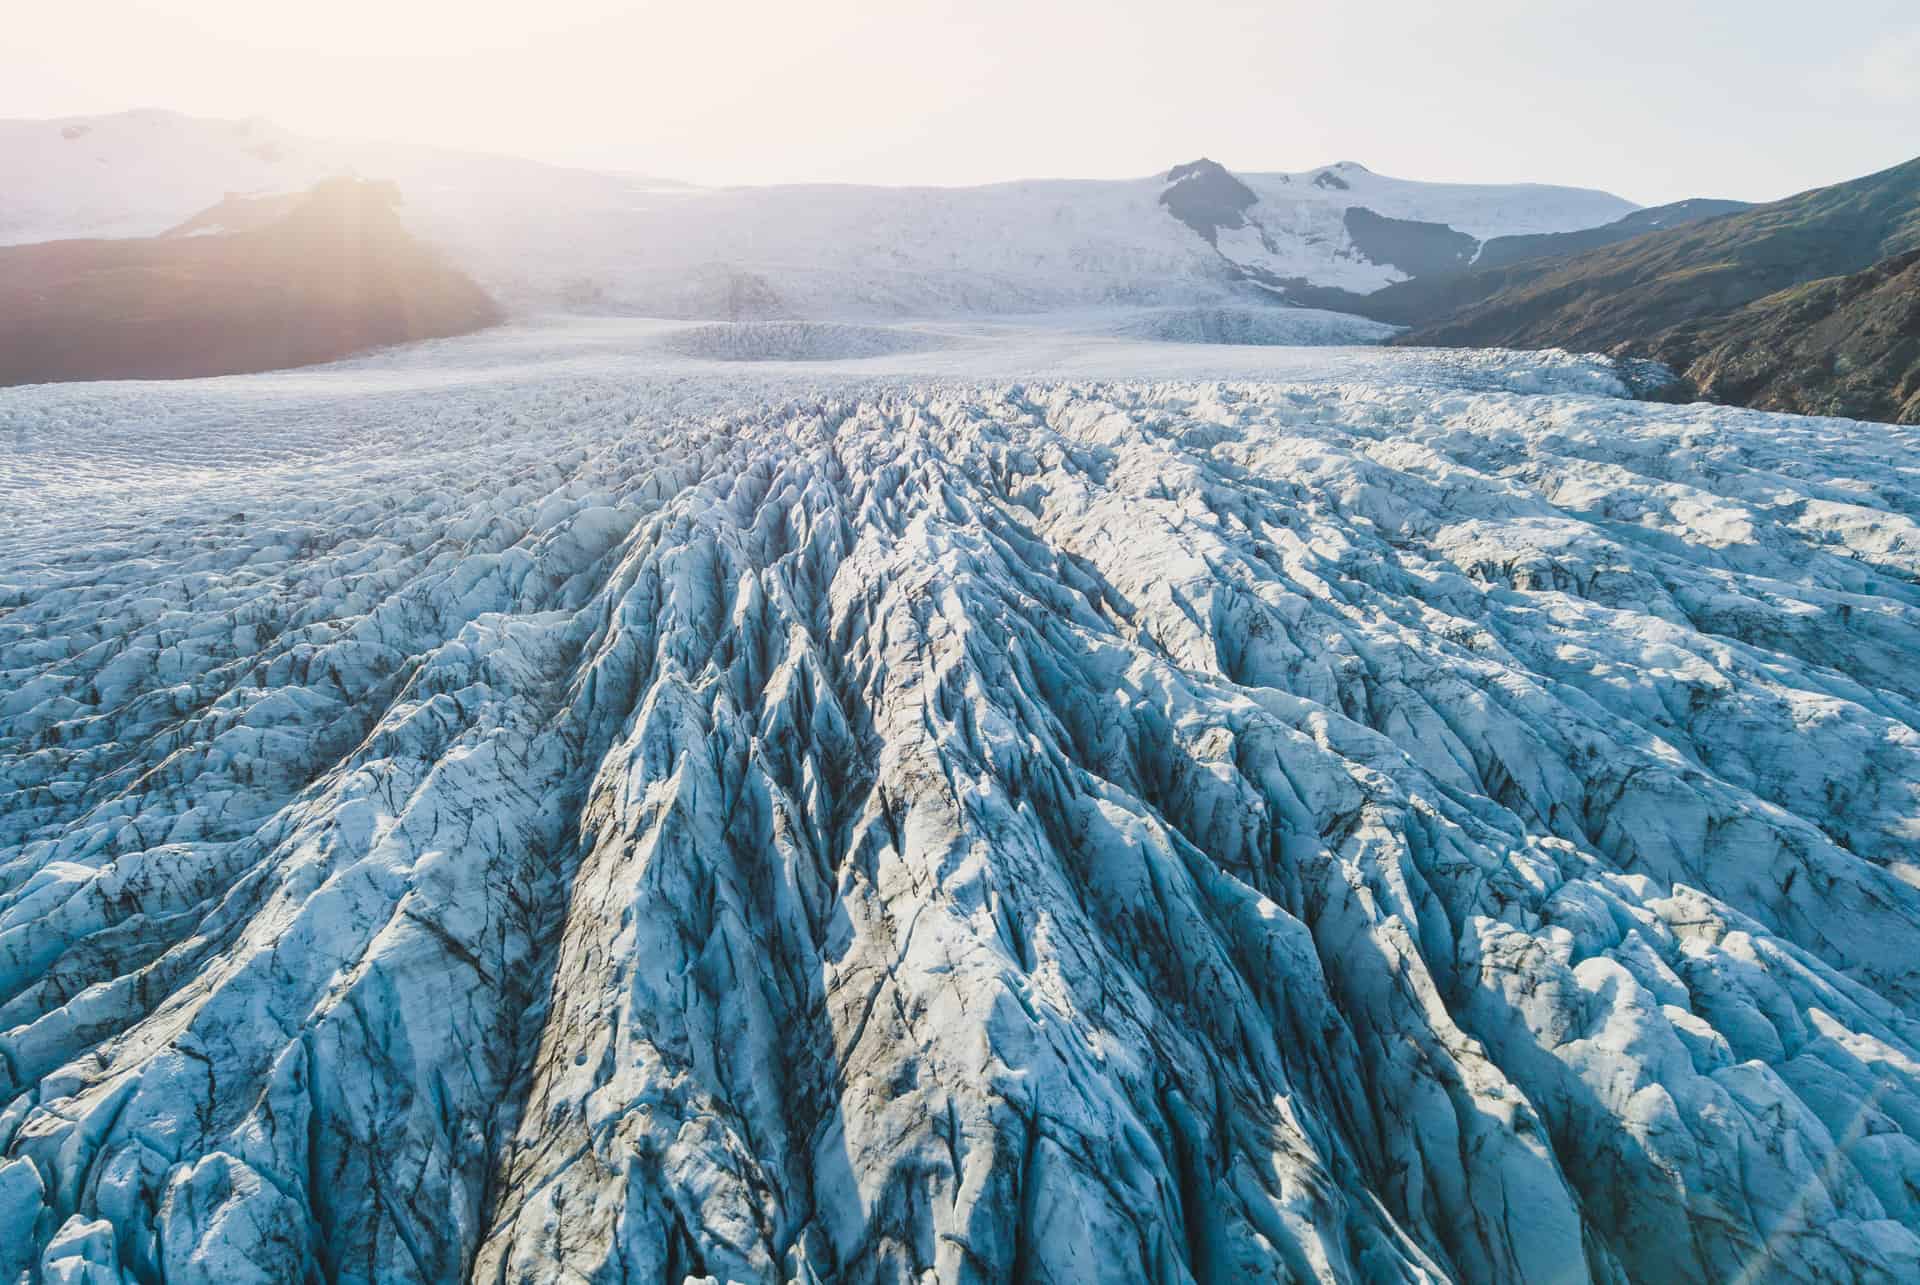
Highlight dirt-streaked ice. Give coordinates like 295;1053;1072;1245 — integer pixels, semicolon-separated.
3;321;1918;1283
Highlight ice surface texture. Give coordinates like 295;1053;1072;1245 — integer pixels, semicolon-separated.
659;323;958;363
3;331;1919;1283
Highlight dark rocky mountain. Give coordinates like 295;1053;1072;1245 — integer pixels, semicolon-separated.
1341;206;1478;277
1399;155;1920;353
1652;249;1920;422
1158;157;1260;245
0;178;500;385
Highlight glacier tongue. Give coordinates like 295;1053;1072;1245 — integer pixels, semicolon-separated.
3;351;1920;1283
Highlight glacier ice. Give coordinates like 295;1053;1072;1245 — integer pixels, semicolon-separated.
3;325;1920;1282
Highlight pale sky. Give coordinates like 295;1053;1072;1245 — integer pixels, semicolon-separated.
6;0;1918;204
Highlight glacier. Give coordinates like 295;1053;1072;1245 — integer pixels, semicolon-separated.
3;320;1920;1283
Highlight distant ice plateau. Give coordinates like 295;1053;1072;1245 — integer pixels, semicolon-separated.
3;322;1919;1283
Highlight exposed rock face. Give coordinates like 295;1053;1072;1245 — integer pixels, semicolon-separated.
0;178;500;385
1159;158;1260;246
1341;206;1479;278
1656;249;1920;424
4;358;1920;1282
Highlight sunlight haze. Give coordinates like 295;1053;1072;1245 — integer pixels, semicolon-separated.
6;0;1917;202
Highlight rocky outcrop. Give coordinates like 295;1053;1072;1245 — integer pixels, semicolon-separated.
4;357;1920;1281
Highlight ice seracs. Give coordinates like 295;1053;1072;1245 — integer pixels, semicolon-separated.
2;327;1919;1282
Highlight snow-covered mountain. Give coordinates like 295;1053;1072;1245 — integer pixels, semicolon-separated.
0;111;1636;317
3;320;1919;1282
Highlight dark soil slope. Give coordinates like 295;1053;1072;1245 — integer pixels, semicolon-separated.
0;178;500;385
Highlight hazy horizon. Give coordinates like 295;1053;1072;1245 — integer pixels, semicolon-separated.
7;0;1918;206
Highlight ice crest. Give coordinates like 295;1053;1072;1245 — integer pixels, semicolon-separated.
3;329;1919;1282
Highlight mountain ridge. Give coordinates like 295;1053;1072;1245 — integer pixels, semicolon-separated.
0;111;1638;318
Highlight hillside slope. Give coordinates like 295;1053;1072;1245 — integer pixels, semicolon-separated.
1401;155;1920;352
1658;250;1920;422
0;178;500;385
1470;197;1753;271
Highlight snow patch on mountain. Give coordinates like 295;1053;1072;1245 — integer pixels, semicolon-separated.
2;329;1917;1281
1200;162;1637;297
